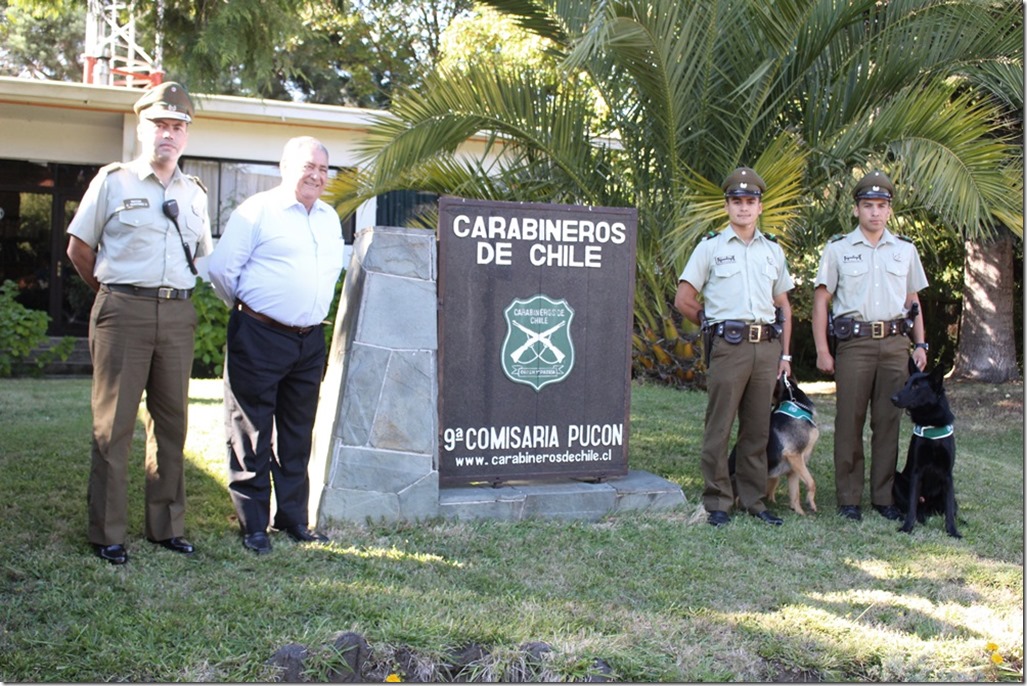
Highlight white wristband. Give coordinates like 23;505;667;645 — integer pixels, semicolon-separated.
780;355;793;362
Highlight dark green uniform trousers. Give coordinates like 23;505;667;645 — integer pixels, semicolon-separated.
700;335;781;514
833;335;909;508
87;289;196;546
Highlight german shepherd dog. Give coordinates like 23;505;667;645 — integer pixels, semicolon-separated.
890;359;961;538
730;376;819;514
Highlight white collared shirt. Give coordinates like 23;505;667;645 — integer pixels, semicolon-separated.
208;185;345;327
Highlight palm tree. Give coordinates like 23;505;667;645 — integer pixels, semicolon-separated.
329;0;1022;384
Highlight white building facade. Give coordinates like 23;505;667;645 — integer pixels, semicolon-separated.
0;76;440;337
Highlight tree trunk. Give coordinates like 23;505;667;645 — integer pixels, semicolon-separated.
952;230;1021;382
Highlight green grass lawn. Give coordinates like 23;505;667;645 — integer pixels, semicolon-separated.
0;376;1022;682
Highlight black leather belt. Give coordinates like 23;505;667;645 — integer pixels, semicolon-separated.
104;283;192;300
236;301;319;336
834;317;909;340
713;320;778;343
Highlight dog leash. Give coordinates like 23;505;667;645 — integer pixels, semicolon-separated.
913;424;954;439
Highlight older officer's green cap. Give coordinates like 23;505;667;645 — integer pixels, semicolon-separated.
133;82;194;123
722;166;766;197
853;170;895;200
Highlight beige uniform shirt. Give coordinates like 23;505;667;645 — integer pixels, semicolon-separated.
67;158;213;290
679;226;794;324
815;227;928;321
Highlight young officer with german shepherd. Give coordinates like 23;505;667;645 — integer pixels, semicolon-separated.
675;167;794;527
811;170;929;523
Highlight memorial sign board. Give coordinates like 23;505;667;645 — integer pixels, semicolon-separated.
437;197;638;484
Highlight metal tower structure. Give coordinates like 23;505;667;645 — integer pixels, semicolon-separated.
83;0;164;88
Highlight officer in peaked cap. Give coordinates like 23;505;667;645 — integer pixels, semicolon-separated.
133;81;194;123
66;80;211;565
852;170;895;201
812;168;929;524
722;166;766;197
675;165;795;528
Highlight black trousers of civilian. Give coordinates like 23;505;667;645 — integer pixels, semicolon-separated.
223;310;325;535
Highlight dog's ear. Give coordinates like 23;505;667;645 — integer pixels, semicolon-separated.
908;357;919;376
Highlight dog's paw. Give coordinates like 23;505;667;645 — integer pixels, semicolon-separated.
898;524;914;534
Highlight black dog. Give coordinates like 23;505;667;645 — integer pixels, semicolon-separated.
890;359;960;538
730;376;819;514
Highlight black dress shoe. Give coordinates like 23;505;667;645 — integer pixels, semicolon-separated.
242;531;272;555
283;525;329;543
150;537;195;554
874;504;902;521
707;510;730;527
838;505;863;521
94;543;128;565
753;510;784;526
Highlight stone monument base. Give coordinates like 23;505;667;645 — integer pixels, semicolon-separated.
439;470;685;522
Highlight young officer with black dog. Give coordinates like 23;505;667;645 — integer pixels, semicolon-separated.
811;170;929;523
675;167;794;527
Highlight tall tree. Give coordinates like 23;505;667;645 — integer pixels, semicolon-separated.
329;0;1022;383
950;44;1024;382
0;0;472;107
0;0;84;80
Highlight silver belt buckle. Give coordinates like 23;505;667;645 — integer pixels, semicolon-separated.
872;321;885;339
748;324;762;343
157;287;175;299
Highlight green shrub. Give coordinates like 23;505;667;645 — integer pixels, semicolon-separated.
0;280;75;377
191;279;231;378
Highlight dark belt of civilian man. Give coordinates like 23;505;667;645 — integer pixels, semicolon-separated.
712;320;779;344
102;283;192;300
235;300;319;336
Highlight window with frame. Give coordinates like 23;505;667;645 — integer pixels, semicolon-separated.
181;157;354;242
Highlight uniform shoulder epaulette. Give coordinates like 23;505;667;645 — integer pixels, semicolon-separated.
763;232;778;242
99;161;128;175
897;235;913;243
187;174;208;193
829;233;845;243
700;230;717;242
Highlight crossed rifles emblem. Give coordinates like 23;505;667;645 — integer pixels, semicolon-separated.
509;320;567;364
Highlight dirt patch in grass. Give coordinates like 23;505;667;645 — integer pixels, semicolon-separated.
800;378;1023;427
945;379;1023;425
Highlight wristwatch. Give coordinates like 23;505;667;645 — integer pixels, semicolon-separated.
780;354;793;362
914;342;929;351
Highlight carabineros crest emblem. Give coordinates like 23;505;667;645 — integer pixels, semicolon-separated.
502;295;575;391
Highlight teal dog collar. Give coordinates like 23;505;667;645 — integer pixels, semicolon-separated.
913;424;954;440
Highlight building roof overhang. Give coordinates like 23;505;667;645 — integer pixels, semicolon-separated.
0;75;385;131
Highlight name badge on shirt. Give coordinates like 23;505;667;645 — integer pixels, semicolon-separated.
843;254;863;263
123;198;150;209
715;255;736;265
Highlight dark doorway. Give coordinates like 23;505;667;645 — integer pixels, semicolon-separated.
0;161;98;336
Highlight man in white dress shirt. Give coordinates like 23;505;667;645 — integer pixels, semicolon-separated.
207;136;345;554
